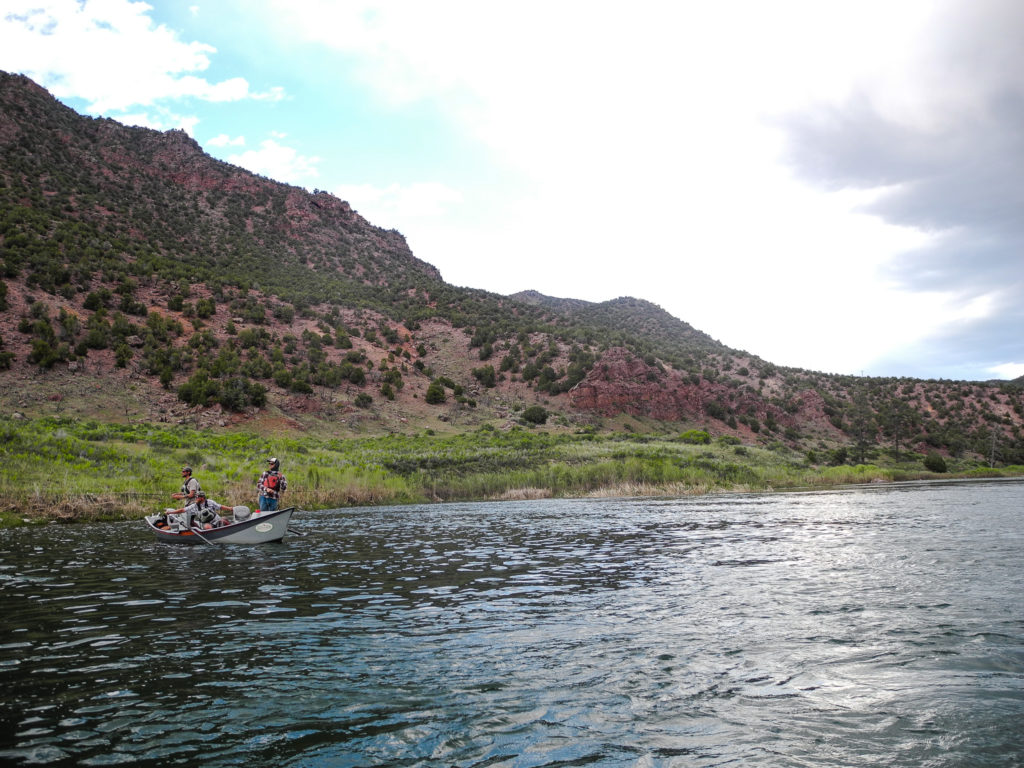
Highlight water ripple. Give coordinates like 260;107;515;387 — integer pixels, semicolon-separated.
1;481;1023;765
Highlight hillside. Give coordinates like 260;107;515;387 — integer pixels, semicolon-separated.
2;70;1024;466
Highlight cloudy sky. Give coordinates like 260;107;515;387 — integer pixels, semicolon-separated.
2;1;1022;381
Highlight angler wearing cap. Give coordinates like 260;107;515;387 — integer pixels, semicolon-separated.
257;457;288;513
162;490;231;532
172;466;201;504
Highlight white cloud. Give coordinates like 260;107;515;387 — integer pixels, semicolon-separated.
207;133;246;148
106;110;200;135
251;86;286;102
110;112;163;131
334;182;462;223
2;0;1013;379
989;363;1024;380
227;139;320;186
260;0;1019;378
168;74;250;104
118;112;199;134
0;0;273;113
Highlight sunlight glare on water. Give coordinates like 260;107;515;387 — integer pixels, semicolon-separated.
1;479;1023;766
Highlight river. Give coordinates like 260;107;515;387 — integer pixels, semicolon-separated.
1;479;1022;766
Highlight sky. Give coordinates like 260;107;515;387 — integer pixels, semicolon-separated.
1;0;1022;382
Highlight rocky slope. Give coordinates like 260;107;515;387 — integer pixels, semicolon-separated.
2;71;1024;464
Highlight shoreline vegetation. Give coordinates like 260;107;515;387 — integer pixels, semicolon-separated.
3;417;1023;528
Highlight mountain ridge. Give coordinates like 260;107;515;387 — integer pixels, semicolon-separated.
2;70;1023;465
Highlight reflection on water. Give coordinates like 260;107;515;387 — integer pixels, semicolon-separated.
2;480;1023;766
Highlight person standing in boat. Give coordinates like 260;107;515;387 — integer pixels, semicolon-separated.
172;466;200;504
257;457;287;513
165;490;231;531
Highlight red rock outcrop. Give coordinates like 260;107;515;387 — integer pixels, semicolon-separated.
568;348;848;442
569;348;706;421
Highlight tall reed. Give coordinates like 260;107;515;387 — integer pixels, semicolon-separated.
2;417;1018;526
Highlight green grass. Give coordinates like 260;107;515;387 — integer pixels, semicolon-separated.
2;416;1022;527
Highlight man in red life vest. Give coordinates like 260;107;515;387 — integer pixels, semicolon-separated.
257;457;287;512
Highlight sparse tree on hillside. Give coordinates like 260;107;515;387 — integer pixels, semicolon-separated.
848;391;875;464
880;396;918;454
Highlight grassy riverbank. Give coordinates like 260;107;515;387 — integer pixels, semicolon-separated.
2;417;1022;528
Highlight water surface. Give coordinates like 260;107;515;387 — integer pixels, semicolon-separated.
2;479;1023;766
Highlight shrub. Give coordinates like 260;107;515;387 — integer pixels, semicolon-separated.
425;380;447;404
680;429;711;444
178;371;219;407
382;368;404;390
83;289;112;310
273;366;292;389
249;383;267;407
28;338;61;369
342;364;363;386
219;377;253;412
114;343;133;368
472;365;496;388
828;446;848;466
924;451;948;473
522;405;548;425
290;377;313;394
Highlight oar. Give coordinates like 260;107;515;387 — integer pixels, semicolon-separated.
283;507;305;536
189;525;217;546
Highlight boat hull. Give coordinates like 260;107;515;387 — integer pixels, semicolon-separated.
145;507;295;544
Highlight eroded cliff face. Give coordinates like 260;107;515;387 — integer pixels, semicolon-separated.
568;348;704;421
569;348;846;441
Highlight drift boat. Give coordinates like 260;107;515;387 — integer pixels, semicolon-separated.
144;506;296;545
